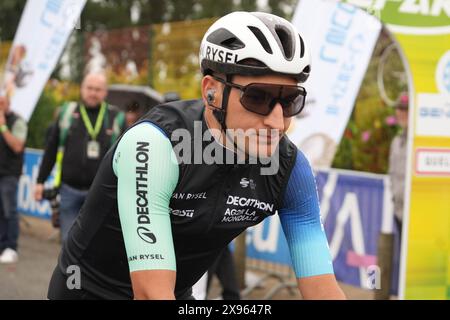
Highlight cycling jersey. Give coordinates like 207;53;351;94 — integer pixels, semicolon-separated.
48;99;333;300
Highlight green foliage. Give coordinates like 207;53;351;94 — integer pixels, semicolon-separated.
0;0;27;41
151;18;213;99
26;90;58;149
241;0;258;12
269;0;298;18
0;0;299;42
26;82;80;149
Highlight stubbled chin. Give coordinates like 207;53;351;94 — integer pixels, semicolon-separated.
248;142;279;159
257;138;280;148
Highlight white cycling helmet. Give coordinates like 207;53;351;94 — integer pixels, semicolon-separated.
200;11;311;83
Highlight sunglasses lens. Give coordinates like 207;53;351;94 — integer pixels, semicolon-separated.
240;86;273;115
280;88;305;117
240;84;306;117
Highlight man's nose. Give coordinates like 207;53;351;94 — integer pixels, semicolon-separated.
263;102;285;131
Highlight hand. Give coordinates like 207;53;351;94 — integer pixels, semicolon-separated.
34;183;45;201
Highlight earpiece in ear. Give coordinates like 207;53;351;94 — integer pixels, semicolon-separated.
207;90;216;104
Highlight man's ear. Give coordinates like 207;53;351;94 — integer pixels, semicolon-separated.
201;75;222;110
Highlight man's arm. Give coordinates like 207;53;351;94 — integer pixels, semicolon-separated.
298;274;345;300
279;150;345;300
34;121;60;200
113;122;179;300
131;270;176;300
0;112;27;154
0;127;25;154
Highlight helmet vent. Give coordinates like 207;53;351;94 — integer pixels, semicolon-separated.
299;35;305;58
303;65;311;74
206;28;245;50
221;37;244;50
275;26;294;60
248;26;273;55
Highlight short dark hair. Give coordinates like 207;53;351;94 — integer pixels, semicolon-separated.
126;101;140;112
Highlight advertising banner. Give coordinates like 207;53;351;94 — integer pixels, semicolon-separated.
17;149;53;220
1;0;86;121
289;0;381;167
246;168;396;291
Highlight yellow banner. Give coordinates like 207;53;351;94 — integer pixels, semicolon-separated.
396;31;450;300
341;0;450;299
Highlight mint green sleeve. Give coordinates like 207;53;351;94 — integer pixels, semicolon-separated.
112;122;179;273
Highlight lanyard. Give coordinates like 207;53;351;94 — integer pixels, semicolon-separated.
79;102;107;141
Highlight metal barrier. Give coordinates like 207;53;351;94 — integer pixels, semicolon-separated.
242;258;297;300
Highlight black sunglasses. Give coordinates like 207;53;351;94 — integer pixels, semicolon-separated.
213;76;307;117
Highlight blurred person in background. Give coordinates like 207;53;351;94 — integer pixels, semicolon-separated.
0;94;28;264
388;92;409;235
384;92;409;298
34;73;125;242
125;101;143;128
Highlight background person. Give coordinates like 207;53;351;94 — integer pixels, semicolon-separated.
125;101;143;128
389;92;409;235
0;95;28;264
34;73;125;242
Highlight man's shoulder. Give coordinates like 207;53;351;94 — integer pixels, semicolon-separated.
57;101;79;116
61;101;79;108
144;99;204;134
148;99;204;117
278;135;299;168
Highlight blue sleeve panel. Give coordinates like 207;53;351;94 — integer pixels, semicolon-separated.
279;150;334;279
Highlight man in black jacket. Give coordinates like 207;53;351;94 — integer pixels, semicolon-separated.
0;95;27;264
34;73;125;241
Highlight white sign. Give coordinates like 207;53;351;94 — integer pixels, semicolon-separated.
2;0;86;121
415;148;450;176
289;0;381;168
416;93;450;137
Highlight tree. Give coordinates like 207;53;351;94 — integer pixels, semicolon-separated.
195;0;234;19
81;0;133;32
1;0;297;40
268;0;298;19
139;0;169;24
0;0;27;41
241;0;258;12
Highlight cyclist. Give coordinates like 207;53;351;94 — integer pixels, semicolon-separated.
48;11;345;300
